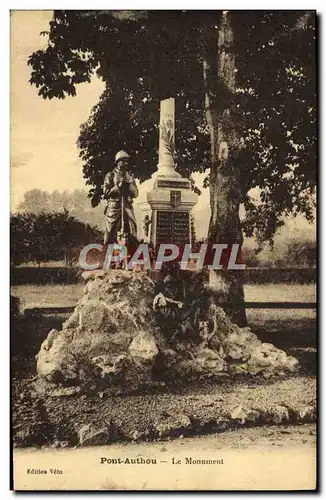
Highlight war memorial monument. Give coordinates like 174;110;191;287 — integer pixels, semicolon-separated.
36;98;299;398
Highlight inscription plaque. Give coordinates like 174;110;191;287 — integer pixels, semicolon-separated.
156;180;190;189
156;211;190;245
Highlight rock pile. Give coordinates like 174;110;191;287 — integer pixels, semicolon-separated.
36;270;298;394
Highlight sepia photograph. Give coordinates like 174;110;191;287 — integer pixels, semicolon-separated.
10;9;317;491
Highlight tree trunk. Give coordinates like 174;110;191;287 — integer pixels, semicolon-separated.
203;12;247;327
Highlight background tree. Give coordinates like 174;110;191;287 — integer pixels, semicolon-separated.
28;10;316;323
280;239;316;268
10;213;37;265
11;211;102;266
18;188;104;227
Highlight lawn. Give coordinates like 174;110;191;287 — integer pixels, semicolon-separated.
245;284;316;302
11;283;316;310
11;284;84;309
245;284;316;328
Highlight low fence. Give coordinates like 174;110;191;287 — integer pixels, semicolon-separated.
24;301;317;317
11;266;317;286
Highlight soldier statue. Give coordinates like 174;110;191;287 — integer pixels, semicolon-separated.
103;150;138;245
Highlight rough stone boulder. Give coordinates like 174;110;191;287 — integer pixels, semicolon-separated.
36;271;161;393
36;270;299;394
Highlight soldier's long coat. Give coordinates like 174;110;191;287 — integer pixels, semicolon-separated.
103;169;138;244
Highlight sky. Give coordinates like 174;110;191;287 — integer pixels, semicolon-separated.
10;10;105;210
10;10;315;242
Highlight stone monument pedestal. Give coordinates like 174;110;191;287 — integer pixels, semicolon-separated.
147;174;197;246
137;97;198;247
36;270;299;396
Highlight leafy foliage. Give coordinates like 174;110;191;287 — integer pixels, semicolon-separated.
10;211;102;266
18;188;103;227
232;11;316;243
241;247;260;268
10;213;37;265
28;10;316;244
280;239;316;268
241;237;316;268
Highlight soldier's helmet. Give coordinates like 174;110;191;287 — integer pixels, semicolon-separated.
115;150;130;163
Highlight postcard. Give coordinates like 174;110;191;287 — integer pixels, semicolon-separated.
11;10;316;491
